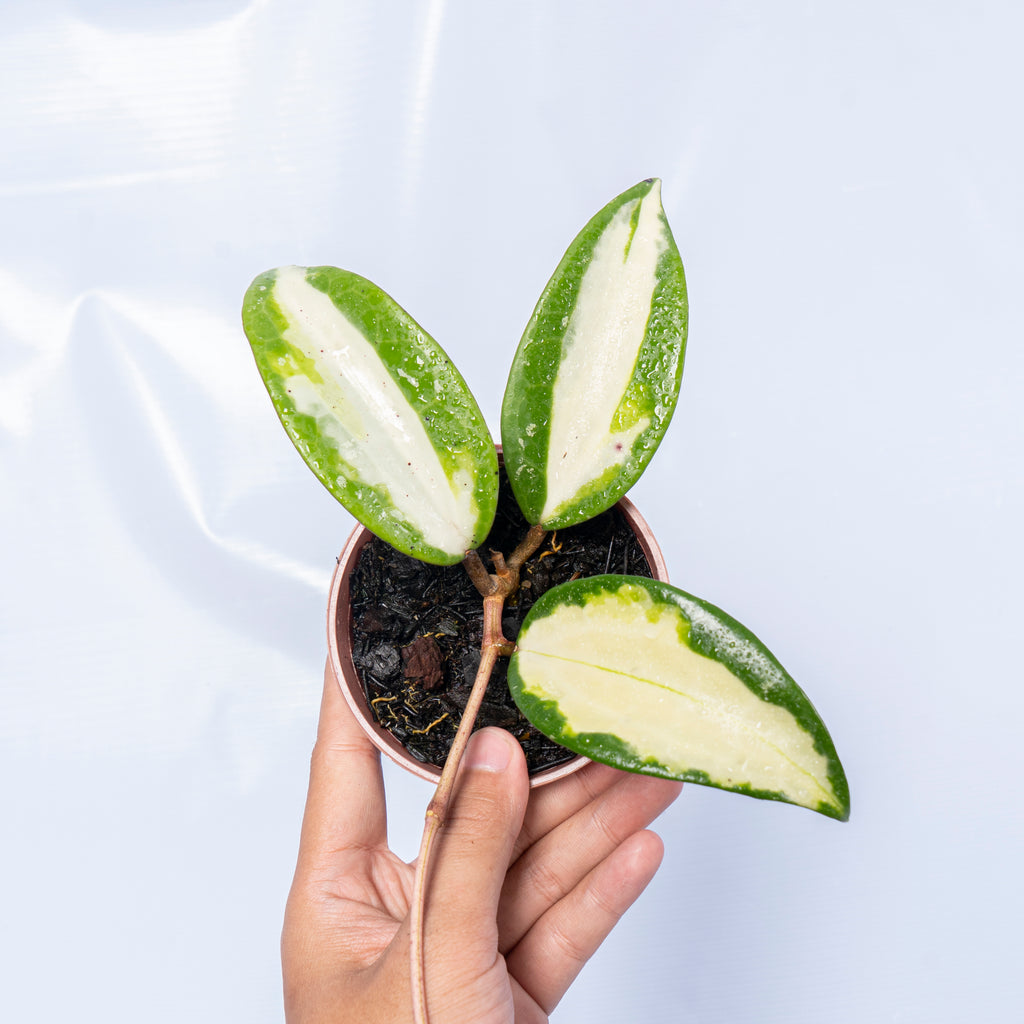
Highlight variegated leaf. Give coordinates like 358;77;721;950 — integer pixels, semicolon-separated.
242;266;498;565
501;179;688;529
509;575;849;820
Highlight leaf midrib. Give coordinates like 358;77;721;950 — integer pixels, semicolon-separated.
522;648;834;804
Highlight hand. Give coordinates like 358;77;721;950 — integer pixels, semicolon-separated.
282;661;681;1023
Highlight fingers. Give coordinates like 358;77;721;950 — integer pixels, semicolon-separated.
294;661;388;878
510;977;551;1024
511;761;624;862
499;772;681;952
425;728;530;952
505;829;666;1015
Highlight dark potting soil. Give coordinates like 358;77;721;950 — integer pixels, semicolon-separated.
348;472;655;774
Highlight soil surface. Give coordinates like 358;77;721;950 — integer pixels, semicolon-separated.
348;472;655;773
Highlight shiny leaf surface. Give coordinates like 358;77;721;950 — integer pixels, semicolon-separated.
242;266;498;565
509;575;849;819
501;179;688;529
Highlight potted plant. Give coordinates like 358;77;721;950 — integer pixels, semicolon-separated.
242;178;849;1024
326;461;668;787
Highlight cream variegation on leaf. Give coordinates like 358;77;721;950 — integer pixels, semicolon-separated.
509;575;850;820
242;266;497;565
501;179;689;529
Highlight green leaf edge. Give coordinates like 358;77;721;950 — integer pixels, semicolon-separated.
500;179;689;529
242;266;498;565
508;574;850;821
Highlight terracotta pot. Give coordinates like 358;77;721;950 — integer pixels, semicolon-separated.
327;495;668;788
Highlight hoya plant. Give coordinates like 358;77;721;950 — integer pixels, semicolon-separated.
243;178;848;1023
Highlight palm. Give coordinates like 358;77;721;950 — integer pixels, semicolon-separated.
315;847;414;964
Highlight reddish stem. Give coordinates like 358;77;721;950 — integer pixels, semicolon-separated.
410;525;547;1024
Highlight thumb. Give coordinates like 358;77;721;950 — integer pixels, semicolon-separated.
426;728;529;944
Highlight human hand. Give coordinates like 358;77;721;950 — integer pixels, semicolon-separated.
282;661;681;1023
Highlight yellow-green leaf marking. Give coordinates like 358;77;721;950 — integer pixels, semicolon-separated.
242;266;498;565
509;576;849;820
501;179;688;529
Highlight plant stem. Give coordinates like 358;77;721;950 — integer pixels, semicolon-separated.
410;525;548;1024
462;548;496;596
508;523;548;573
410;638;499;1024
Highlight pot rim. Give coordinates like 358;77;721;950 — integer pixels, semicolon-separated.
327;495;668;788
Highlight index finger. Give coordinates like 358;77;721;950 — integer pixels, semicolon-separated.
294;660;388;877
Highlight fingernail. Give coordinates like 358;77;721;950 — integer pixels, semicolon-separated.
465;728;513;773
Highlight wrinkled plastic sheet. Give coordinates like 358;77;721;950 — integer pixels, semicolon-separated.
3;2;1023;1022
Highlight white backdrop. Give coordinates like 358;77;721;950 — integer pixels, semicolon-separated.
2;2;1022;1021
